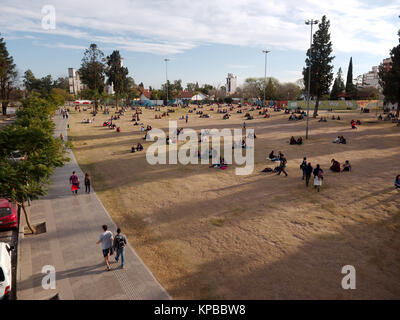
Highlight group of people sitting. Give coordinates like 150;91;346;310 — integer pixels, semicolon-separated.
330;159;351;172
209;157;228;170
331;115;341;120
288;113;304;121
268;151;283;162
318;117;328;122
81;118;93;124
222;113;231;120
245;113;254;120
290;136;303;145
333;136;347;144
131;143;144;152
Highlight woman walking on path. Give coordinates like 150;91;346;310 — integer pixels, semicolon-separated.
313;164;324;192
69;171;80;195
84;173;91;194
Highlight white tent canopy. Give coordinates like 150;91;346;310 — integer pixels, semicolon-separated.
191;93;207;101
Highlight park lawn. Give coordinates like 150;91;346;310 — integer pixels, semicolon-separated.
68;104;400;299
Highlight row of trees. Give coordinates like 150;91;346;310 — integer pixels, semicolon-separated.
0;93;70;233
0;35;18;115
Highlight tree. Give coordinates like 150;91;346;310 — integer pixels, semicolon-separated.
303;15;335;117
105;50;129;108
0;93;70;233
276;82;302;100
379;30;400;117
186;83;197;92
79;44;106;111
0;35;18;115
345;57;357;100
330;68;345;100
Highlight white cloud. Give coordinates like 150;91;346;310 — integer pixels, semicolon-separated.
0;0;398;56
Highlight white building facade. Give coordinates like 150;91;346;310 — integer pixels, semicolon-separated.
68;68;84;95
226;73;237;95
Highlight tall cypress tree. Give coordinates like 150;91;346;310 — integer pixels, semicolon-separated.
303;15;335;117
345;57;356;100
330;67;345;100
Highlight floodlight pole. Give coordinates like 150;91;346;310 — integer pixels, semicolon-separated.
305;19;318;139
164;58;170;105
262;50;270;108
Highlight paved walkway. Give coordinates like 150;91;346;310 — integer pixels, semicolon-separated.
17;111;170;300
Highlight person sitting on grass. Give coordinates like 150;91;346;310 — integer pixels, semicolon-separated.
290;136;297;145
342;160;351;172
330;159;341;172
337;116;341;120
296;137;303;145
333;136;340;143
395;175;400;189
269;150;276;160
351;120;357;129
136;143;144;151
116;127;121;133
131;145;136;153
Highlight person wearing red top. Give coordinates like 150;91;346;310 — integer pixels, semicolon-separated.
69;171;80;195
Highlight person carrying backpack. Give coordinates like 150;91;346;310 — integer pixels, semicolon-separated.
300;157;307;180
113;228;127;269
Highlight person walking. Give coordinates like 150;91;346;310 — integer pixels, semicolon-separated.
185;114;188;123
96;225;114;271
300;157;307;180
60;133;64;143
69;171;80;195
84;173;91;194
305;162;313;187
113;228;127;269
277;155;288;176
313;164;324;192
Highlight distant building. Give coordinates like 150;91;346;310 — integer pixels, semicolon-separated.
106;83;115;95
362;66;380;89
68;68;84;95
226;73;237;95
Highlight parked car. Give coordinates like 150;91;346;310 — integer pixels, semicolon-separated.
0;199;18;230
0;242;13;300
6;150;27;163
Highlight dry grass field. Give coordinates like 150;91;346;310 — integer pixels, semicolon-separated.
68;104;400;299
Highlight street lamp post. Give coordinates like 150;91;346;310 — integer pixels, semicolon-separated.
164;58;170;105
305;19;318;139
262;50;270;108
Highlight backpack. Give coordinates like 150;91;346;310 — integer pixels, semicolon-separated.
318;170;324;179
115;235;125;249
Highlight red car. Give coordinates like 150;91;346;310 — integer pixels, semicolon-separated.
0;199;18;230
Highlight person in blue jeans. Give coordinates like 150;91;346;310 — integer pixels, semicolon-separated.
113;228;127;269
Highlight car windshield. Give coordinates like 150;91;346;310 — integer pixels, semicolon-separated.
0;207;12;218
0;267;4;282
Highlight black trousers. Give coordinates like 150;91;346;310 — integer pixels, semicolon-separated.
85;184;91;193
305;174;311;187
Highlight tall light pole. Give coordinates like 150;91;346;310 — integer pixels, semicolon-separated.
305;19;318;139
164;58;170;105
262;50;270;107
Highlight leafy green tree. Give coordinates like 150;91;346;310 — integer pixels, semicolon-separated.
79;44;106;111
185;83;197;92
303;15;335;117
0;35;18;115
0;94;70;233
105;50;129;108
345;57;357;100
379;31;400;117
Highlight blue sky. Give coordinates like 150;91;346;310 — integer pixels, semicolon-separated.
1;0;399;89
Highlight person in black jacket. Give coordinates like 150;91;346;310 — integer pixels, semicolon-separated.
113;228;127;269
304;162;313;187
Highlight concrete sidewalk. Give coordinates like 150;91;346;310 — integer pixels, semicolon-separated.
17;111;170;300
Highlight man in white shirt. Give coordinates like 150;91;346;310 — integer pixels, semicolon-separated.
96;225;114;271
